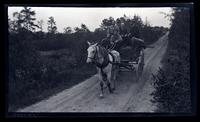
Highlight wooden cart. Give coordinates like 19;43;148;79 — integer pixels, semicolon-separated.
118;45;145;81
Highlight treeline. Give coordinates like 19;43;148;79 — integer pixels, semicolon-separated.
152;7;191;113
8;7;167;111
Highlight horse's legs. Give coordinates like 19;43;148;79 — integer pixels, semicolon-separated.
107;82;113;93
97;69;104;98
99;81;104;98
107;72;113;93
112;67;118;91
112;62;120;91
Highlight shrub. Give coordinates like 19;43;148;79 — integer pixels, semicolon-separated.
151;7;191;113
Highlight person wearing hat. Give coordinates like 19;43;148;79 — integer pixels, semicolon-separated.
101;21;122;50
100;22;118;49
113;19;132;51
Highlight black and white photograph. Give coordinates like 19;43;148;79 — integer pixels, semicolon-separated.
6;4;195;115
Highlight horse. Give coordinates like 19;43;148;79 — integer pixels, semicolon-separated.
86;41;120;98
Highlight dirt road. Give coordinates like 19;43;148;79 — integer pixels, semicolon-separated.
17;33;168;112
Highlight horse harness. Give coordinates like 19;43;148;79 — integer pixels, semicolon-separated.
88;45;116;81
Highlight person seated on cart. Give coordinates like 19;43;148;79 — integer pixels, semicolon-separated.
100;24;114;49
110;26;123;51
115;19;138;50
109;20;133;51
100;23;123;51
116;19;130;40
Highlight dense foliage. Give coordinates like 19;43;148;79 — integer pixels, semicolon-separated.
8;7;167;111
151;7;191;113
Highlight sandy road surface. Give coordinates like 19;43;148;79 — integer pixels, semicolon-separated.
18;33;168;112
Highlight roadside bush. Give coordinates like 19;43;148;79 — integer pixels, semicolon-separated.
8;31;43;111
151;7;191;113
8;31;97;111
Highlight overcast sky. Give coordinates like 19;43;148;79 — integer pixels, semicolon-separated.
8;7;172;32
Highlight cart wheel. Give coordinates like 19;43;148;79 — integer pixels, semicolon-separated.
136;50;144;81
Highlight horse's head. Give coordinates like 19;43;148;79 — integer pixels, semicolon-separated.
86;41;98;64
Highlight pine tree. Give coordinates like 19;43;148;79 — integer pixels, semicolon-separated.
20;7;39;31
47;16;57;34
37;20;44;32
63;27;72;34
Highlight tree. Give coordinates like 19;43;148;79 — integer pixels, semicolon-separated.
10;7;39;32
81;24;90;32
37;20;44;32
8;17;16;33
74;27;81;33
11;11;24;32
159;11;173;25
47;16;57;34
20;7;39;31
74;24;90;33
129;15;143;38
144;17;151;27
94;27;103;33
63;27;72;34
100;16;115;29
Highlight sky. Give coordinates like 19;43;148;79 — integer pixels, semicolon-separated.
8;7;172;33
